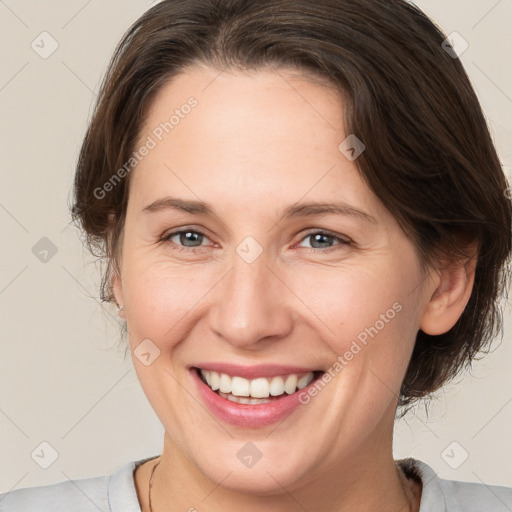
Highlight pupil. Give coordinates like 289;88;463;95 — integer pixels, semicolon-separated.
311;234;332;248
181;231;202;246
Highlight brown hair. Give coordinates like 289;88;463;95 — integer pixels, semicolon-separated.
71;0;512;410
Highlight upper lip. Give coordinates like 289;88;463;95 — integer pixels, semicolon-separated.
191;363;322;379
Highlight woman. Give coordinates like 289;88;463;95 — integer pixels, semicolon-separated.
1;0;511;511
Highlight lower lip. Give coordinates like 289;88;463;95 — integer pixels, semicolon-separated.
191;369;319;428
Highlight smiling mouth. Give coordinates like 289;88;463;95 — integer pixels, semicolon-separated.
195;368;324;404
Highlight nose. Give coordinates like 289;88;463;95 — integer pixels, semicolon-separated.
208;253;295;350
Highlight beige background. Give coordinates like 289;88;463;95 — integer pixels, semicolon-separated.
1;0;511;494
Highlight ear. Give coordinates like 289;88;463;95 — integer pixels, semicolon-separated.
107;212;126;318
112;269;126;318
419;241;478;335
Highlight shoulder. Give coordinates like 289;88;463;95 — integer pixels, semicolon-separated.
438;475;512;511
0;474;110;512
0;456;156;512
397;457;512;512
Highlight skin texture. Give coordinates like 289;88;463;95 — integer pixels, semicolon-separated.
112;65;476;512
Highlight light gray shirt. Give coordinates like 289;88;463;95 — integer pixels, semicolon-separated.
1;456;511;511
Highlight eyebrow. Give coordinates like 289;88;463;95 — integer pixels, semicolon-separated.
142;197;378;224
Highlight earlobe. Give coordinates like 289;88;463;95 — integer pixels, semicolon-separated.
419;245;478;336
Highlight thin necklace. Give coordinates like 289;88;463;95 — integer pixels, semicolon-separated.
148;459;161;512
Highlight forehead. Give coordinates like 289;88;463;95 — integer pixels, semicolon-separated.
129;65;387;223
139;64;345;153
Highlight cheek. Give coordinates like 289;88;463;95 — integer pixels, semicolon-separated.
122;256;220;345
289;262;404;341
291;257;421;379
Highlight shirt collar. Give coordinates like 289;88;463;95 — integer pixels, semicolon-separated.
397;458;447;512
108;455;159;512
108;456;446;512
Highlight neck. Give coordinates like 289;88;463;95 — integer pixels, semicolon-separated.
144;429;419;512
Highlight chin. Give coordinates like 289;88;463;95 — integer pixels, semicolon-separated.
204;461;310;496
186;440;316;496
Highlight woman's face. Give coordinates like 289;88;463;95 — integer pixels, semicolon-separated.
114;65;434;493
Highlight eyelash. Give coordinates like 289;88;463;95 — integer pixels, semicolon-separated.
160;228;352;254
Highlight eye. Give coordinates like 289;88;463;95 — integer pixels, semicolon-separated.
161;229;211;250
296;230;351;251
160;228;351;253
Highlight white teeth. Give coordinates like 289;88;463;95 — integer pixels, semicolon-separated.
269;376;285;396
218;391;274;404
297;374;313;390
250;378;269;398
284;374;298;394
199;369;315;399
210;371;220;391
219;373;231;393
231;376;250;397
